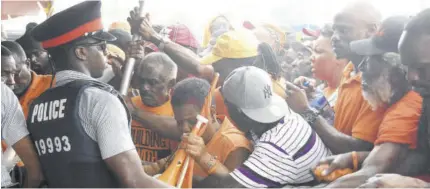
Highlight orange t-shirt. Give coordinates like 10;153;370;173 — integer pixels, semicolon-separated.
334;63;385;143
131;96;178;162
374;91;422;149
193;117;252;177
19;72;53;118
214;87;228;120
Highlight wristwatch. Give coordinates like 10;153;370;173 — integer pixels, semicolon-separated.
300;107;319;125
157;38;165;52
151;35;165;52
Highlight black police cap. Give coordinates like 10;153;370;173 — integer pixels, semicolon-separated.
31;0;115;49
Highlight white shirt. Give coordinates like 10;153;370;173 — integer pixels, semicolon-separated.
327;88;339;107
230;107;332;188
54;70;135;159
1;83;29;187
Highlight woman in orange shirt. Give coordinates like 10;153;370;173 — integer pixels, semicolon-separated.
143;78;251;181
296;24;348;107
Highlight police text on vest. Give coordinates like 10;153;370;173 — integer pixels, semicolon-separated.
31;99;67;123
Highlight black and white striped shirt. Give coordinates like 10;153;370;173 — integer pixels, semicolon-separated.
230;108;331;188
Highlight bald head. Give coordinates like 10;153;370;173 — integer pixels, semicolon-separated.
137;52;177;80
1;41;27;65
134;52;178;107
336;2;381;25
332;1;382;64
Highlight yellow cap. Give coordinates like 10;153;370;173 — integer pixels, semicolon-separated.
107;44;126;62
200;29;259;65
109;21;131;34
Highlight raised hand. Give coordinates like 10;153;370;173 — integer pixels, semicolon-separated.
127;7;157;41
285;81;310;114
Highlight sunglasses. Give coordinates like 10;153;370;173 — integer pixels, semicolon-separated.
75;41;107;52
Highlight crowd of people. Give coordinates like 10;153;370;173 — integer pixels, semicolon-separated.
1;0;430;188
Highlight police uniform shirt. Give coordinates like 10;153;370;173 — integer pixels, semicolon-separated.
1;83;29;187
53;70;135;159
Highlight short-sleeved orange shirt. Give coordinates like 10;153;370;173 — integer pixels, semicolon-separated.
334;63;385;143
214;87;228;120
19;72;53;118
374;91;422;149
131;96;178;162
193;117;252;177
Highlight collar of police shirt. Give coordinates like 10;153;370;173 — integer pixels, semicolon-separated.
55;70;98;87
49;70;136;160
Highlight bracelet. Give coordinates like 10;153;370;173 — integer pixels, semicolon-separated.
151;35;162;46
351;151;358;171
150;35;165;52
205;155;217;174
207;161;218;175
158;39;165;52
300;107;319;125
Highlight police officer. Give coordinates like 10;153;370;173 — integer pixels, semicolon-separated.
28;1;168;188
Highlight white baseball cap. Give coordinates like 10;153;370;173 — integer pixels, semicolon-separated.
222;66;288;123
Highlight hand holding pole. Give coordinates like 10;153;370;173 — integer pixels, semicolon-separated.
119;0;145;95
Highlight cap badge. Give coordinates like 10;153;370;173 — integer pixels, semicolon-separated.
375;29;385;37
263;85;272;99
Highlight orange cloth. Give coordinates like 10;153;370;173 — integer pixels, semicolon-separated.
193;117;251;177
19;72;53;118
374;91;422;149
131;96;178;162
333;63;385;143
1;140;7;152
214;87;228;121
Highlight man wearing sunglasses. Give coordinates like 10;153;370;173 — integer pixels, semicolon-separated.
16;23;51;75
26;1;169;188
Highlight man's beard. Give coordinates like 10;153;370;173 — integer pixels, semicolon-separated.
362;76;393;111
